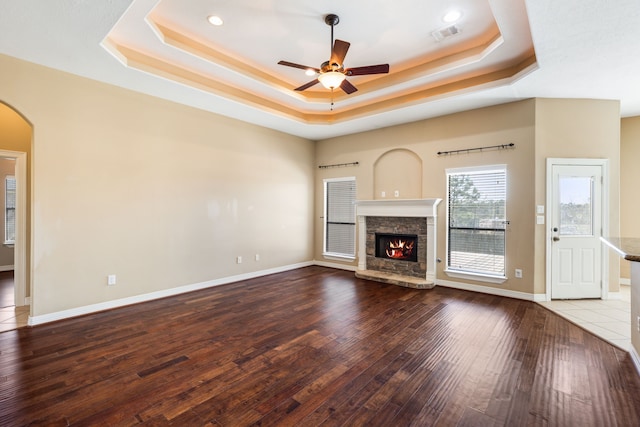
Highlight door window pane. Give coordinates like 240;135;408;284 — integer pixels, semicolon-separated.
559;176;593;236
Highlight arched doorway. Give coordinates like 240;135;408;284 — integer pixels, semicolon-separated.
0;102;32;330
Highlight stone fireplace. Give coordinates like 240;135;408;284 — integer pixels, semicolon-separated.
354;199;441;289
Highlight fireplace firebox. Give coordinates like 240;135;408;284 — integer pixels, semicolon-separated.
375;233;418;262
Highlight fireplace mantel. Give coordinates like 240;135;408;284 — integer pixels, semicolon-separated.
354;198;442;289
354;198;440;218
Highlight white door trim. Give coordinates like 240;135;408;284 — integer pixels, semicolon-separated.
0;149;27;306
545;158;609;301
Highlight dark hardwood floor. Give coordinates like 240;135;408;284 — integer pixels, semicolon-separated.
1;266;639;426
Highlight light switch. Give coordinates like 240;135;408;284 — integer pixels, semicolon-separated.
536;205;545;214
536;215;545;225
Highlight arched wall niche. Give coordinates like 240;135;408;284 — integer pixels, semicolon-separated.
373;148;422;199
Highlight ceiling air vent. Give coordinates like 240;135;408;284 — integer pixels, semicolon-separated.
431;25;461;42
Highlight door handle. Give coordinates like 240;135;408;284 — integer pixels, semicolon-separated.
553;236;560;242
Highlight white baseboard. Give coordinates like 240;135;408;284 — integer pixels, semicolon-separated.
0;265;14;272
437;278;545;302
313;260;357;271
631;346;640;377
620;278;631;286
606;292;621;300
28;261;314;326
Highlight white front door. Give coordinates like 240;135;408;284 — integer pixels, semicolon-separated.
550;163;603;299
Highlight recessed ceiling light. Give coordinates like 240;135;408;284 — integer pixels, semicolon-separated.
442;9;462;23
207;15;223;26
305;69;316;76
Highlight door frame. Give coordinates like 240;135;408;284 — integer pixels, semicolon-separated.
545;158;609;301
0;149;27;306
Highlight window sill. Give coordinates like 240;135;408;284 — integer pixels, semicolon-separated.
444;269;507;284
3;241;14;248
323;252;356;262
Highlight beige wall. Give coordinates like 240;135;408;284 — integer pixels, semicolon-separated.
316;100;538;295
620;117;640;279
0;54;315;316
620;117;640;357
533;99;621;294
316;98;622;298
0;51;626;318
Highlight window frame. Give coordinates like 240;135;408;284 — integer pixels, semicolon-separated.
323;177;356;260
445;165;507;283
5;175;16;245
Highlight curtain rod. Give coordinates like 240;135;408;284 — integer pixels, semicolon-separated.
318;161;359;169
437;143;515;156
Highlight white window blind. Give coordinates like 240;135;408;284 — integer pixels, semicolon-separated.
324;178;356;257
447;166;506;277
5;176;15;244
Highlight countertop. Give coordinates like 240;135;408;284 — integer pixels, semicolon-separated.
601;237;640;262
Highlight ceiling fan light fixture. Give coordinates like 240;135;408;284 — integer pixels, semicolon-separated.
318;71;346;89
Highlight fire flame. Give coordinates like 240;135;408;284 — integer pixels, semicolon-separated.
385;239;415;259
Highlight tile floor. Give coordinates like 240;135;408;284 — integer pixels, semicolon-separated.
0;305;28;333
0;270;29;333
537;285;632;351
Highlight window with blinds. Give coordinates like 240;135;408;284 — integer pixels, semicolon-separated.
446;166;506;277
324;178;356;258
5;176;15;244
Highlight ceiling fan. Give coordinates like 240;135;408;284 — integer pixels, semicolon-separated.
278;14;390;95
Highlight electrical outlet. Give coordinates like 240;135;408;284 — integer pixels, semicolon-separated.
107;274;116;286
515;269;523;279
381;191;386;198
637;316;640;332
255;254;260;261
236;256;242;264
394;190;400;197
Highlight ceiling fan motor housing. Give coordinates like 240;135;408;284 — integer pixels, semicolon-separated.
324;14;340;27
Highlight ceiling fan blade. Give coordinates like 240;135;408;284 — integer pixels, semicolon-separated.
294;79;320;91
345;64;390;76
340;79;358;94
278;61;320;73
331;39;350;65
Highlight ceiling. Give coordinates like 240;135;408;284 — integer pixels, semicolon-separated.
1;0;639;140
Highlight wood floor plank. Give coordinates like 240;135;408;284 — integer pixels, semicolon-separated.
1;266;639;426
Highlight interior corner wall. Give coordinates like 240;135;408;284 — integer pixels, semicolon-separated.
533;98;621;294
316;99;537;295
0;54;315;317
621;116;640;280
